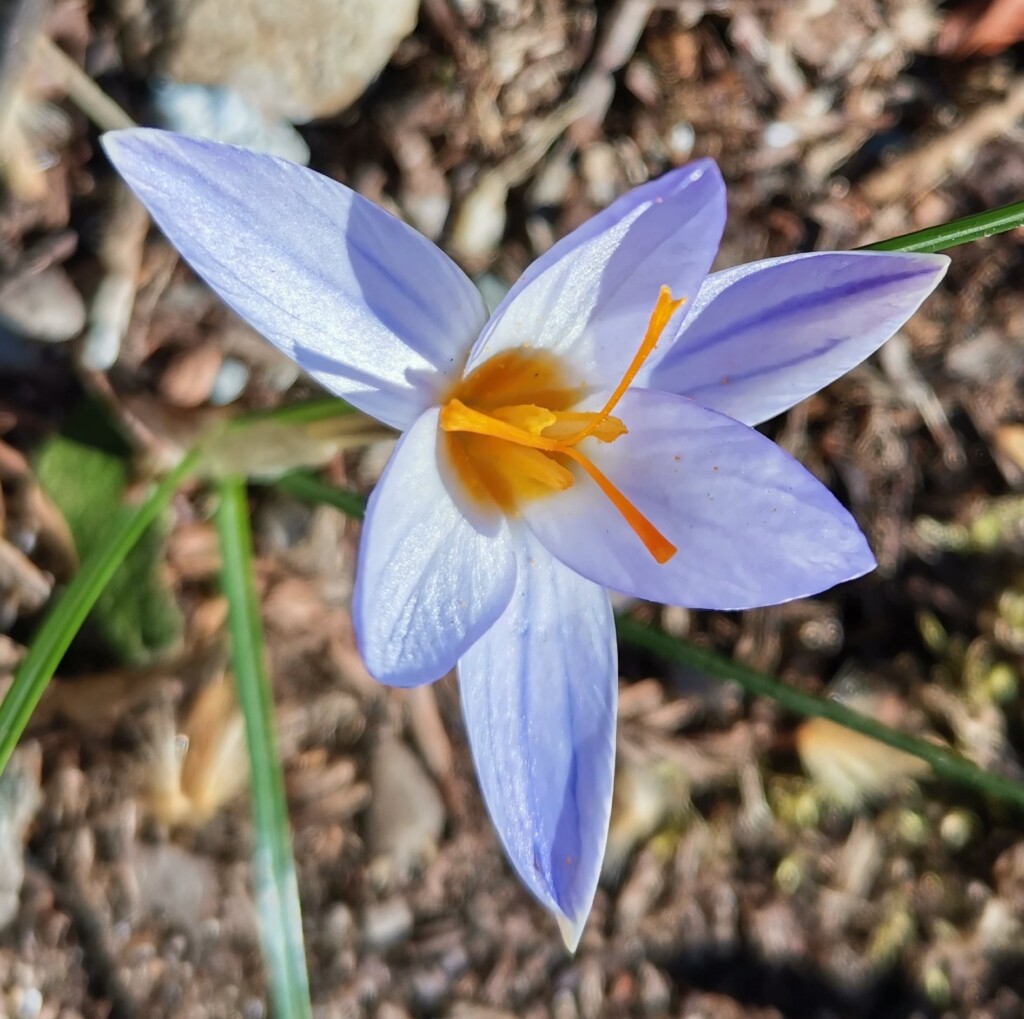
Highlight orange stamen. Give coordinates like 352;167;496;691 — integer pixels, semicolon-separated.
567;285;685;444
439;286;685;564
558;447;677;564
440;399;676;563
441;400;562;451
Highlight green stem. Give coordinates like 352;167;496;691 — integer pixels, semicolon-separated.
262;470;367;520
863;199;1024;253
215;478;312;1019
0;449;199;774
227;396;355;430
617;616;1024;811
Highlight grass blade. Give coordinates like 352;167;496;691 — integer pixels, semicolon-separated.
0;450;198;774
227;396;355;430
617;616;1024;812
263;470;367;520
863;199;1024;253
215;477;312;1019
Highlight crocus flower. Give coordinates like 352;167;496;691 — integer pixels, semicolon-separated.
103;129;947;947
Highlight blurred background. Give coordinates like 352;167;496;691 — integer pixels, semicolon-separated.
1;1;1024;1016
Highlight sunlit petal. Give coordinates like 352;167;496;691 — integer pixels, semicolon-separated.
103;129;487;429
524;388;875;609
354;409;517;685
644;251;949;425
458;532;616;950
468;160;726;390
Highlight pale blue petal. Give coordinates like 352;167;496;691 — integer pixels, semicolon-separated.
644;251;949;426
465;160;726;390
458;531;616;950
353;409;516;685
524;389;875;610
102;129;487;430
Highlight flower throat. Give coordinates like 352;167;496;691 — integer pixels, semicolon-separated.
440;287;683;564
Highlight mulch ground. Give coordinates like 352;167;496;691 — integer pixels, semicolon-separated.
2;2;1024;1017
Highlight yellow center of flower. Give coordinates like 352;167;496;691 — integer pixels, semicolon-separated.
439;286;684;564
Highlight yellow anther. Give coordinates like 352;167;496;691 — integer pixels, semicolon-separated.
495;443;575;492
540;411;627;444
491;404;559;435
440;399;558;450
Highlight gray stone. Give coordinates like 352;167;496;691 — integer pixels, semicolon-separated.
0;267;85;343
156;0;420;122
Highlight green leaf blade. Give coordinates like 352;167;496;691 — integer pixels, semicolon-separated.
215;477;312;1019
617;616;1024;812
863;199;1024;254
34;421;183;665
0;450;198;774
264;469;367;519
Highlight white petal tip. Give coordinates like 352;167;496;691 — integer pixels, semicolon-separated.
100;127;154;161
558;912;586;954
857;550;878;579
101;129;181;186
912;250;952;276
845;533;878;583
686;156;723;181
